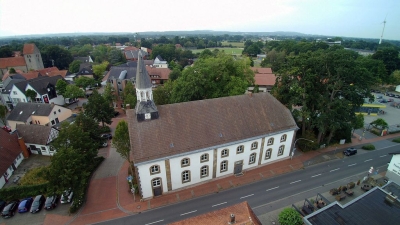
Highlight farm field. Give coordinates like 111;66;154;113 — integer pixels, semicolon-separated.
191;47;243;55
220;41;245;47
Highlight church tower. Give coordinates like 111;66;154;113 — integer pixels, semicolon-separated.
135;51;159;121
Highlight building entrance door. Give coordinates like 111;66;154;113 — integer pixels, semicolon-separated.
152;178;162;197
234;160;243;175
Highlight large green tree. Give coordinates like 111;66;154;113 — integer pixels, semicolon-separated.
69;60;82;73
0;46;13;57
122;82;137;108
372;48;400;80
84;90;114;127
25;89;37;102
102;83;116;107
74;76;96;89
42;45;73;69
113;120;133;174
93;61;109;78
64;84;85;106
0;104;8;125
56;79;68;96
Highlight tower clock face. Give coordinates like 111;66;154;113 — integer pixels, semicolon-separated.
145;113;151;120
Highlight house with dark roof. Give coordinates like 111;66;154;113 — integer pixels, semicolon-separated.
303;181;400;225
248;67;276;93
0;129;24;189
124;49;148;61
0;76;26;110
153;55;168;68
387;151;400;184
6;102;72;131
169;201;261;225
127;54;298;199
16;124;59;156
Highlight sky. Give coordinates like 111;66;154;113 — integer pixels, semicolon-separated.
0;0;399;40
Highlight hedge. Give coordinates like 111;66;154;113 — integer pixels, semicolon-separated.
0;183;49;201
362;144;376;150
392;138;400;143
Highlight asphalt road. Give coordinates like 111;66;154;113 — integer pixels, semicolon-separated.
97;142;400;225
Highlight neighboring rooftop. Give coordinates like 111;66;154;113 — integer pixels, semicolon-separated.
7;102;55;122
0;129;22;176
16;124;53;145
23;43;36;54
0;56;26;68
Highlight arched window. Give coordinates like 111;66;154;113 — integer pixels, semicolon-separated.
280;134;287;142
220;160;228;172
181;158;190;167
221;149;229;158
150;165;160;174
237;145;244;154
278;145;285;156
251;142;258;150
265;148;272;159
267;138;274;146
182;170;191;183
200;166;209;178
200;153;209;162
249;153;256;164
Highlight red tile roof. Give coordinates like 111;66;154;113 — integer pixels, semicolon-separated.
0;129;23;175
23;43;36;55
145;67;171;80
175;44;182;48
46;70;68;78
251;67;276;86
124;46;139;51
1;69;25;81
21;71;42;80
36;67;59;75
0;57;26;68
169;201;261;225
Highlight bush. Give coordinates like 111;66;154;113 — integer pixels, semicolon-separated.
392;138;400;143
19;166;49;186
362;144;376;150
0;183;49;201
99;126;111;133
278;208;303;225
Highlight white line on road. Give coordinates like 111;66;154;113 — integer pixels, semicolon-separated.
266;186;279;192
180;210;197;216
145;220;164;225
380;155;387;157
212;202;227;207
290;180;301;184
364;159;372;162
348;163;357;167
311;174;321;178
240;194;254;199
330;168;340;172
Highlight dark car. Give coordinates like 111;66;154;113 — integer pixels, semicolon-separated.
1;200;19;218
113;111;120;117
44;195;58;210
18;197;33;213
30;195;45;213
376;95;383;99
101;133;112;140
343;148;357;156
395;95;400;98
0;200;6;212
379;99;387;103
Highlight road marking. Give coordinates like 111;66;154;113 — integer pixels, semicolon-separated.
290;180;301;184
330;168;340;172
240;194;254;199
266;186;279;192
145;220;164;225
180;210;197;216
364;159;372;162
348;163;357;167
212;202;227;207
311;174;321;178
380;155;387;158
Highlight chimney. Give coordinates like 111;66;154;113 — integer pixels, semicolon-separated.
18;137;30;158
230;214;235;224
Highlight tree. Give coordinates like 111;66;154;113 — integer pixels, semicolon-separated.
122;82;137;108
74;76;96;90
113;120;133;174
372;48;400;79
390;70;400;85
93;61;109;77
278;208;303;225
64;84;85;106
169;68;181;81
69;60;82;73
74;112;102;144
153;81;173;105
0;104;7;125
108;48;126;65
84;90;114;127
9;68;16;74
25;89;37;102
370;118;388;129
102;83;116;107
56;79;68;96
42;45;73;69
0;46;13;58
352;114;365;135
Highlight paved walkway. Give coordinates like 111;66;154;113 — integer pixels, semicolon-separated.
61;114;400;225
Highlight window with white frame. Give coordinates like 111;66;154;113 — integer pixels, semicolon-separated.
181;158;190;167
236;145;244;154
201;166;208;177
280;134;287;142
220;160;228;172
249;153;256;164
182;170;190;183
152;178;161;187
13;91;17;95
278;145;285;156
251;142;258;150
221;149;229;158
200;153;209;162
267;138;274;146
265;148;272;159
150;165;160;174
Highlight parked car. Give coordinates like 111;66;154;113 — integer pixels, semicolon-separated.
101;133;112;140
389;93;395;97
0;200;6;212
44;195;58;210
1;200;19;218
61;189;74;204
387;98;394;102
376;95;383;99
395;95;400;98
18;197;33;213
343;148;357;156
30;195;45;213
113;111;120;117
379;99;387;103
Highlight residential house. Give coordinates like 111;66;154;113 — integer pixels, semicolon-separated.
76;66;94;78
0;129;24;189
175;44;183;49
141;47;152;55
6;102;72;131
16;124;59;156
248;67;276;93
1;71;42;82
0;57;27;78
103;66;137;108
146;67;171;87
124;49;148;61
0;75;26;110
127;54;298;199
170;201;261;225
74;56;93;63
153;55;168;68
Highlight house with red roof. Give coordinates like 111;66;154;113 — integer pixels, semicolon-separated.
248;67;276;93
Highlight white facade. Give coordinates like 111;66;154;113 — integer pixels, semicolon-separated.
387;154;400;184
136;130;295;199
23;128;59;156
0;153;23;189
153;57;168;68
9;85;27;106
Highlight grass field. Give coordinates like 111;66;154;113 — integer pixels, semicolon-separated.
220;41;245;47
191;47;243;55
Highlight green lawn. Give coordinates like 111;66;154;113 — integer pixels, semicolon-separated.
191;47;243;55
220;41;245;47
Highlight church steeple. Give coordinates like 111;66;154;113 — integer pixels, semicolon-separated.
135;51;159;122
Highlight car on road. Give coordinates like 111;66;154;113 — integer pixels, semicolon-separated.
101;133;112;139
1;200;19;218
18;197;33;213
61;189;73;204
30;195;45;213
44;195;58;210
343;148;357;156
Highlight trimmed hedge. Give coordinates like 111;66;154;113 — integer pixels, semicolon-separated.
0;183;49;201
392;138;400;143
362;144;376;150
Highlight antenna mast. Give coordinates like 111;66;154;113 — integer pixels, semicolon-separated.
379;16;387;44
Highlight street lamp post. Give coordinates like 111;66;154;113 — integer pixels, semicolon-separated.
291;138;314;160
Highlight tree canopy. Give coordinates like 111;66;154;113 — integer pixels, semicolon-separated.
25;89;37;102
42;45;73;69
55;79;68;96
84;89;114;127
69;60;82;73
0;104;7;125
113;120;132;174
278;208;303;225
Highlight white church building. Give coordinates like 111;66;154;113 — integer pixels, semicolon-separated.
127;53;298;199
